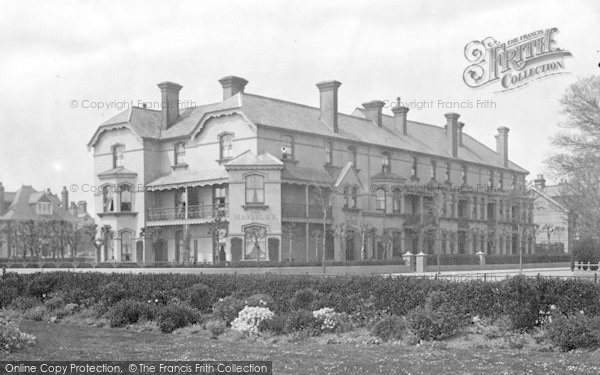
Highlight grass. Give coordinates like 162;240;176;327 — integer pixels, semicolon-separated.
4;321;600;374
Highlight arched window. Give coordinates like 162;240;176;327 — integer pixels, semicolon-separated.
120;231;133;261
376;189;386;211
245;174;265;204
244;225;267;260
219;133;233;159
102;185;115;212
325;141;333;164
119;184;132;212
282;135;294;160
174;142;186;165
112;144;124;168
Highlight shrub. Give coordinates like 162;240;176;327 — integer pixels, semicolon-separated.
230;306;274;335
370;315;407;342
546;312;600;351
206;319;226;338
188;283;213;312
9;296;41;311
157;304;201;333
44;296;65;311
291;288;317;310
108;299;157;328
23;306;46;321
313;307;338;332
100;281;128;304
64;303;79;314
244;294;275;309
263;315;286;335
500;276;540;331
407;305;462;341
0;313;36;352
284;309;320;335
212;296;245;326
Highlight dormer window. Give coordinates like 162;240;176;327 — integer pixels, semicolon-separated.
112;144;124;168
174;142;186;165
219;133;233;160
282;135;294;160
382;152;391;173
37;202;52;215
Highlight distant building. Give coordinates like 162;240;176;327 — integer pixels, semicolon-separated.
530;174;576;254
0;183;94;258
87;75;534;264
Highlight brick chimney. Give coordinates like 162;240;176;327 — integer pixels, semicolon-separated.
219;76;248;100
444;113;460;158
0;182;4;216
157;81;183;129
458;121;465;146
496;126;510;167
534;174;546;189
77;200;87;215
69;202;78;217
362;100;385;127
391;98;409;135
316;80;342;133
61;186;68;210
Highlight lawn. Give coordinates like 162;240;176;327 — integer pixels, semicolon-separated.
4;321;600;375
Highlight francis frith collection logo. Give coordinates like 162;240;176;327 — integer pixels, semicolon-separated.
463;27;572;92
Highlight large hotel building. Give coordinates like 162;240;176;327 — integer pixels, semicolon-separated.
88;76;534;264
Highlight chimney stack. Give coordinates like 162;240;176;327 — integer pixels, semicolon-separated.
157;81;183;129
69;202;78;217
77;200;87;215
362;100;385;127
0;182;4;216
316;80;342;133
219;76;248;100
444;112;460;158
61;186;68;210
391;98;409;135
534;174;546;189
496;126;510;167
458;121;465;146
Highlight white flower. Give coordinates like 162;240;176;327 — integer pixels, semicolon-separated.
313;307;338;332
231;306;274;335
550;304;557;310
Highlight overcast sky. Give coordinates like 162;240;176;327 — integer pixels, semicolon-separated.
1;0;599;205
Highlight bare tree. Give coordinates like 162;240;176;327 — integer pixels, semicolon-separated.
546;75;600;239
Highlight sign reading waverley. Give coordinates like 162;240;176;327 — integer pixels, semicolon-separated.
463;28;572;92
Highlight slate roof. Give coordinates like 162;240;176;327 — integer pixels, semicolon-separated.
89;89;528;174
282;164;335;185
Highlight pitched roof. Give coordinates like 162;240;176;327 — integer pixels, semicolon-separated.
89;89;528;174
0;185;77;222
282;164;335;185
224;150;283;168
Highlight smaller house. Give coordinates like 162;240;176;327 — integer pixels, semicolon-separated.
0;183;95;259
529;175;575;254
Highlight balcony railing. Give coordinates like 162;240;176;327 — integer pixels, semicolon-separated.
282;203;332;219
147;204;228;222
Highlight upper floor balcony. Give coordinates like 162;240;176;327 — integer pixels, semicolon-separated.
146;204;228;223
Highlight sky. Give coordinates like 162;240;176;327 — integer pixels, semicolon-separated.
0;0;599;206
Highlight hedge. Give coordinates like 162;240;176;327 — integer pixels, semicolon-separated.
1;272;598;326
